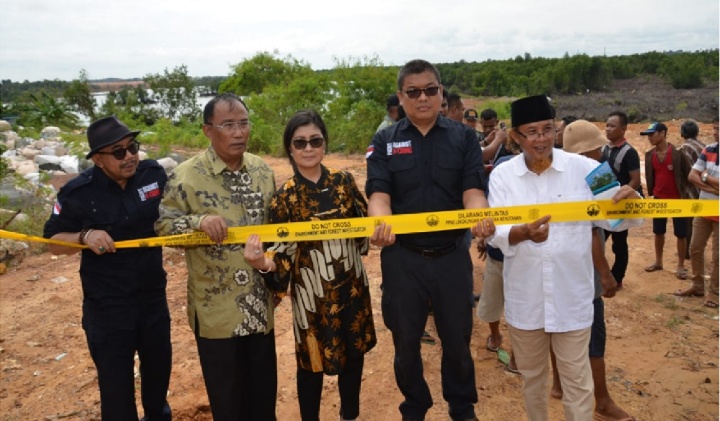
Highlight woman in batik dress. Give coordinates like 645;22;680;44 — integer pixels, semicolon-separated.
243;110;375;421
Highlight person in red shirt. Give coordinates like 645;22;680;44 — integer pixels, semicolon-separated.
642;122;694;279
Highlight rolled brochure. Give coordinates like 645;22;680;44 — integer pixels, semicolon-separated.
586;161;622;228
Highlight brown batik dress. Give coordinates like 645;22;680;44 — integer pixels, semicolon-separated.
268;166;376;374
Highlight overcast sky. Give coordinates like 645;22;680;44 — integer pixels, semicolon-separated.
1;0;718;82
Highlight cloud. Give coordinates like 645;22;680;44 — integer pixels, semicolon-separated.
0;0;717;82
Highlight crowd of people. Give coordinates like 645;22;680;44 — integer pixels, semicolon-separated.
42;58;718;421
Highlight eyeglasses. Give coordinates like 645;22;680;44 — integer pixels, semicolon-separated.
95;140;140;160
209;120;251;133
403;86;440;99
291;137;325;150
515;127;556;141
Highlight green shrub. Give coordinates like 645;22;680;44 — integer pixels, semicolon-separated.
475;98;512;120
140;118;205;158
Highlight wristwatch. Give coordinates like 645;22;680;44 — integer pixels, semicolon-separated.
702;172;709;183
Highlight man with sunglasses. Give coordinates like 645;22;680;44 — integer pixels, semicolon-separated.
366;59;494;421
43;116;172;421
155;93;277;421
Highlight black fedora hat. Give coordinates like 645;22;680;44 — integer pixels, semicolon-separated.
86;116;140;159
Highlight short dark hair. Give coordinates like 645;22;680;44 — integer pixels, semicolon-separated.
283;109;328;163
480;109;497;121
561;115;578;126
447;93;462;110
442;89;449;100
397;59;441;91
680;120;699;139
203;93;249;125
608;111;628;127
386;94;400;111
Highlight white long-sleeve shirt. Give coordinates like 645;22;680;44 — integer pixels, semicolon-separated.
488;150;600;332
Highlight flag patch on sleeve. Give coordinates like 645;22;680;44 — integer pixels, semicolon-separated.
365;144;374;159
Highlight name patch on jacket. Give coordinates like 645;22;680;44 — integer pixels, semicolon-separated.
387;140;413;155
137;182;161;201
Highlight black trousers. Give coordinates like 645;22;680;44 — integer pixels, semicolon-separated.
195;331;277;421
84;311;172;421
380;243;478;421
297;355;365;421
604;229;629;284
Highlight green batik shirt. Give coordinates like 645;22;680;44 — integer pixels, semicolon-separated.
155;147;276;339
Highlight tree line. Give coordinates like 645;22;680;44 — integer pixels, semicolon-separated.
436;49;717;97
0;49;717;155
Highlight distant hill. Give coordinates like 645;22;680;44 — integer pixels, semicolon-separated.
90;77;143;83
88;79;145;92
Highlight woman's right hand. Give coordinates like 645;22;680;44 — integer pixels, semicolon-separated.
243;234;268;270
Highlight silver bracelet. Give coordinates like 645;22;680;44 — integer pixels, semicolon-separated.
82;229;94;245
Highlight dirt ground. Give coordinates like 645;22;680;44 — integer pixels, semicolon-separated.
0;122;718;421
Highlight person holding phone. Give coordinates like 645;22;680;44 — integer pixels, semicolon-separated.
478;109;507;163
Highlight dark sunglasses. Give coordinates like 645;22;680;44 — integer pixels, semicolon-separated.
291;137;324;150
95;140;141;160
404;86;440;99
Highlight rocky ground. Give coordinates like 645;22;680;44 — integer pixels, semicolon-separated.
0;121;719;421
546;76;717;124
463;75;719;125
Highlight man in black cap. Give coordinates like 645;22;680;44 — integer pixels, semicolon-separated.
487;95;641;421
376;94;401;132
43;116;171;420
642;121;693;280
462;108;479;131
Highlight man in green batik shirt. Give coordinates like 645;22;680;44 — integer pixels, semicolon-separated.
155;93;277;421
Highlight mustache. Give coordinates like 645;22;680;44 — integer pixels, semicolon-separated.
119;158;139;169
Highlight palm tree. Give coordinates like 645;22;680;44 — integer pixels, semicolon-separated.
17;91;79;128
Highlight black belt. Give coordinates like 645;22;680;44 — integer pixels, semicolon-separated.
398;241;457;258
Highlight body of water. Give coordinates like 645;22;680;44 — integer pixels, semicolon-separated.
75;91;213;126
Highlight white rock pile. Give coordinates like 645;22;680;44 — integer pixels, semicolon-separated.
0;120;180;195
0;120;182;266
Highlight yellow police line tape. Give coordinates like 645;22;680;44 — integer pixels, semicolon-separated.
1;199;717;249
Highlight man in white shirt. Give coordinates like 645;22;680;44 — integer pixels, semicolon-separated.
488;95;641;421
